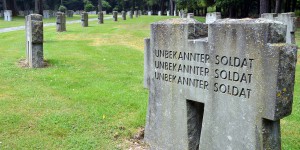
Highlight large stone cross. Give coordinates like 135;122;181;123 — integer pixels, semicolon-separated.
144;18;297;150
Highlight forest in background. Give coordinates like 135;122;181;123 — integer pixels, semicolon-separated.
1;0;300;18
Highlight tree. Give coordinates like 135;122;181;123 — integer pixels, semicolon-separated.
98;0;102;12
275;0;281;13
260;0;269;15
2;0;7;10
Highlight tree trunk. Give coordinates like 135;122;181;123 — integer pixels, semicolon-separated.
260;0;269;15
98;0;102;12
275;0;281;13
35;0;39;13
285;0;291;12
3;0;7;10
13;0;19;15
291;0;296;12
169;0;173;16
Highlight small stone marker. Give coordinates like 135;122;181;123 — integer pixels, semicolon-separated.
4;10;12;21
134;10;138;18
98;11;104;24
130;11;133;19
0;10;3;17
139;10;142;16
206;12;221;24
144;18;297;149
122;11;126;20
81;12;88;27
174;10;177;16
19;11;25;16
261;12;297;44
67;10;74;17
158;11;161;16
25;14;44;68
148;11;152;16
167;11;170;16
187;13;194;19
56;12;66;32
113;11;118;21
43;10;50;18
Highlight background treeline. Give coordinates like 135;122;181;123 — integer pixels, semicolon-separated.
1;0;300;18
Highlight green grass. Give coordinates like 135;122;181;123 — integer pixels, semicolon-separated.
0;15;101;29
0;16;174;149
0;16;299;149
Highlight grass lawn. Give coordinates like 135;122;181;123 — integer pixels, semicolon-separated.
0;16;299;149
0;15;101;29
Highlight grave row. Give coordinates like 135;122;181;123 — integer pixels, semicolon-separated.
24;10;144;68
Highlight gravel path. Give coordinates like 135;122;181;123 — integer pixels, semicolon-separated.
0;17;112;33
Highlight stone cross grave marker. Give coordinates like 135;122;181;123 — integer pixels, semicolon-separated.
0;10;3;17
130;11;133;19
206;12;221;24
113;11;118;21
261;12;297;44
67;10;74;17
135;10;138;18
81;12;88;27
98;11;104;24
56;12;66;32
4;10;12;21
25;14;44;68
158;11;161;16
43;10;50;19
122;11;126;20
144;18;297;150
187;13;194;19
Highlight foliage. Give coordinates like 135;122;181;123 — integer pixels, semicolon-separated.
58;5;67;12
85;3;95;11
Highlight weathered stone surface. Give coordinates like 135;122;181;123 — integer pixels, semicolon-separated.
113;11;118;21
158;11;161;16
134;10;138;18
43;10;50;18
4;10;12;21
67;10;74;17
0;10;3;17
26;14;44;68
261;12;297;44
187;13;194;19
144;38;150;88
81;12;88;27
144;18;297;150
56;12;66;32
130;11;133;19
98;12;104;24
122;11;126;20
206;12;221;24
148;11;152;16
167;11;170;16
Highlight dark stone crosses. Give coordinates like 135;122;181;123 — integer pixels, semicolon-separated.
98;11;104;24
81;12;88;27
25;14;44;68
144;18;297;150
113;11;118;21
56;12;66;32
122;11;126;20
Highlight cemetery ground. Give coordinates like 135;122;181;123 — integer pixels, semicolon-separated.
0;16;299;149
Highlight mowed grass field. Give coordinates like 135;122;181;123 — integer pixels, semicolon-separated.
0;16;299;149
